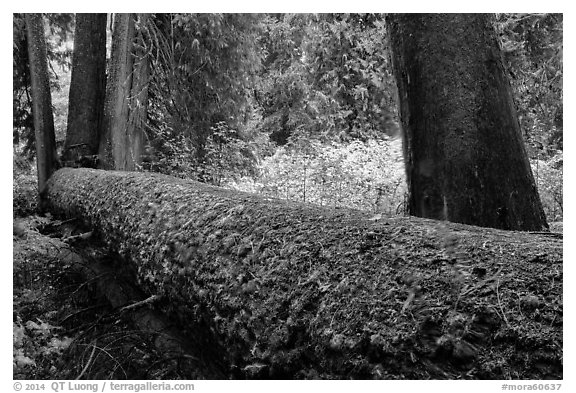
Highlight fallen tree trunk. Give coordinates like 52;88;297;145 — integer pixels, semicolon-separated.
45;168;563;379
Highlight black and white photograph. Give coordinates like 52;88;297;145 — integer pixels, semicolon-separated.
12;9;564;388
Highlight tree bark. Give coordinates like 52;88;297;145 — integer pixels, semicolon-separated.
62;13;107;166
99;13;150;171
386;14;548;231
99;13;135;170
25;13;59;197
126;13;151;170
45;167;562;379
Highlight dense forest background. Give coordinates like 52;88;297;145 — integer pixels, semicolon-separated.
13;13;563;221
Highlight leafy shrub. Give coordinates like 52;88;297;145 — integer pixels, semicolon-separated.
144;121;261;186
13;154;38;217
228;137;406;214
142;125;198;180
230;138;562;223
531;152;563;222
13;316;72;379
199;122;259;186
13;225;75;379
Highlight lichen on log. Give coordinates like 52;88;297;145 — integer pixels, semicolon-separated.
45;168;563;379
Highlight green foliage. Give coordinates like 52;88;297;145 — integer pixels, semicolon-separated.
229;137;406;214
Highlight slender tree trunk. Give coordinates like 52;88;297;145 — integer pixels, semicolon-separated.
99;13;135;170
63;13;107;166
99;13;150;171
126;13;151;171
25;13;59;198
386;13;548;231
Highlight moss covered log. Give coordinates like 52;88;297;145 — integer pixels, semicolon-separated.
45;168;563;379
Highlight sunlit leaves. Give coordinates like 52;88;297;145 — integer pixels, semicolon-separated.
229;137;406;214
531;154;563;221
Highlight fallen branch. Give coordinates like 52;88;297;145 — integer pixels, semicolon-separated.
63;231;93;243
119;295;160;313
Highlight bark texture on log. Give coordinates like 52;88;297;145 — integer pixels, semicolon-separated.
45;168;562;379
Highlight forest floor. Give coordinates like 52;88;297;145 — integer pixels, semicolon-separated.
13;213;563;380
13;214;204;380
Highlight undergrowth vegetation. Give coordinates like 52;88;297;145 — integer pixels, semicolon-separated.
12;139;563;223
223;137;562;222
13;219;75;379
531;152;563;222
13;218;205;379
227;137;406;214
13;153;38;217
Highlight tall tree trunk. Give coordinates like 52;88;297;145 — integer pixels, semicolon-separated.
25;13;59;198
99;13;150;171
99;13;135;170
126;13;151;171
63;13;107;166
386;13;548;231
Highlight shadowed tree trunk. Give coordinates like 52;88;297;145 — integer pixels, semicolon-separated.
63;13;107;167
386;13;548;231
25;13;59;198
99;13;150;171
